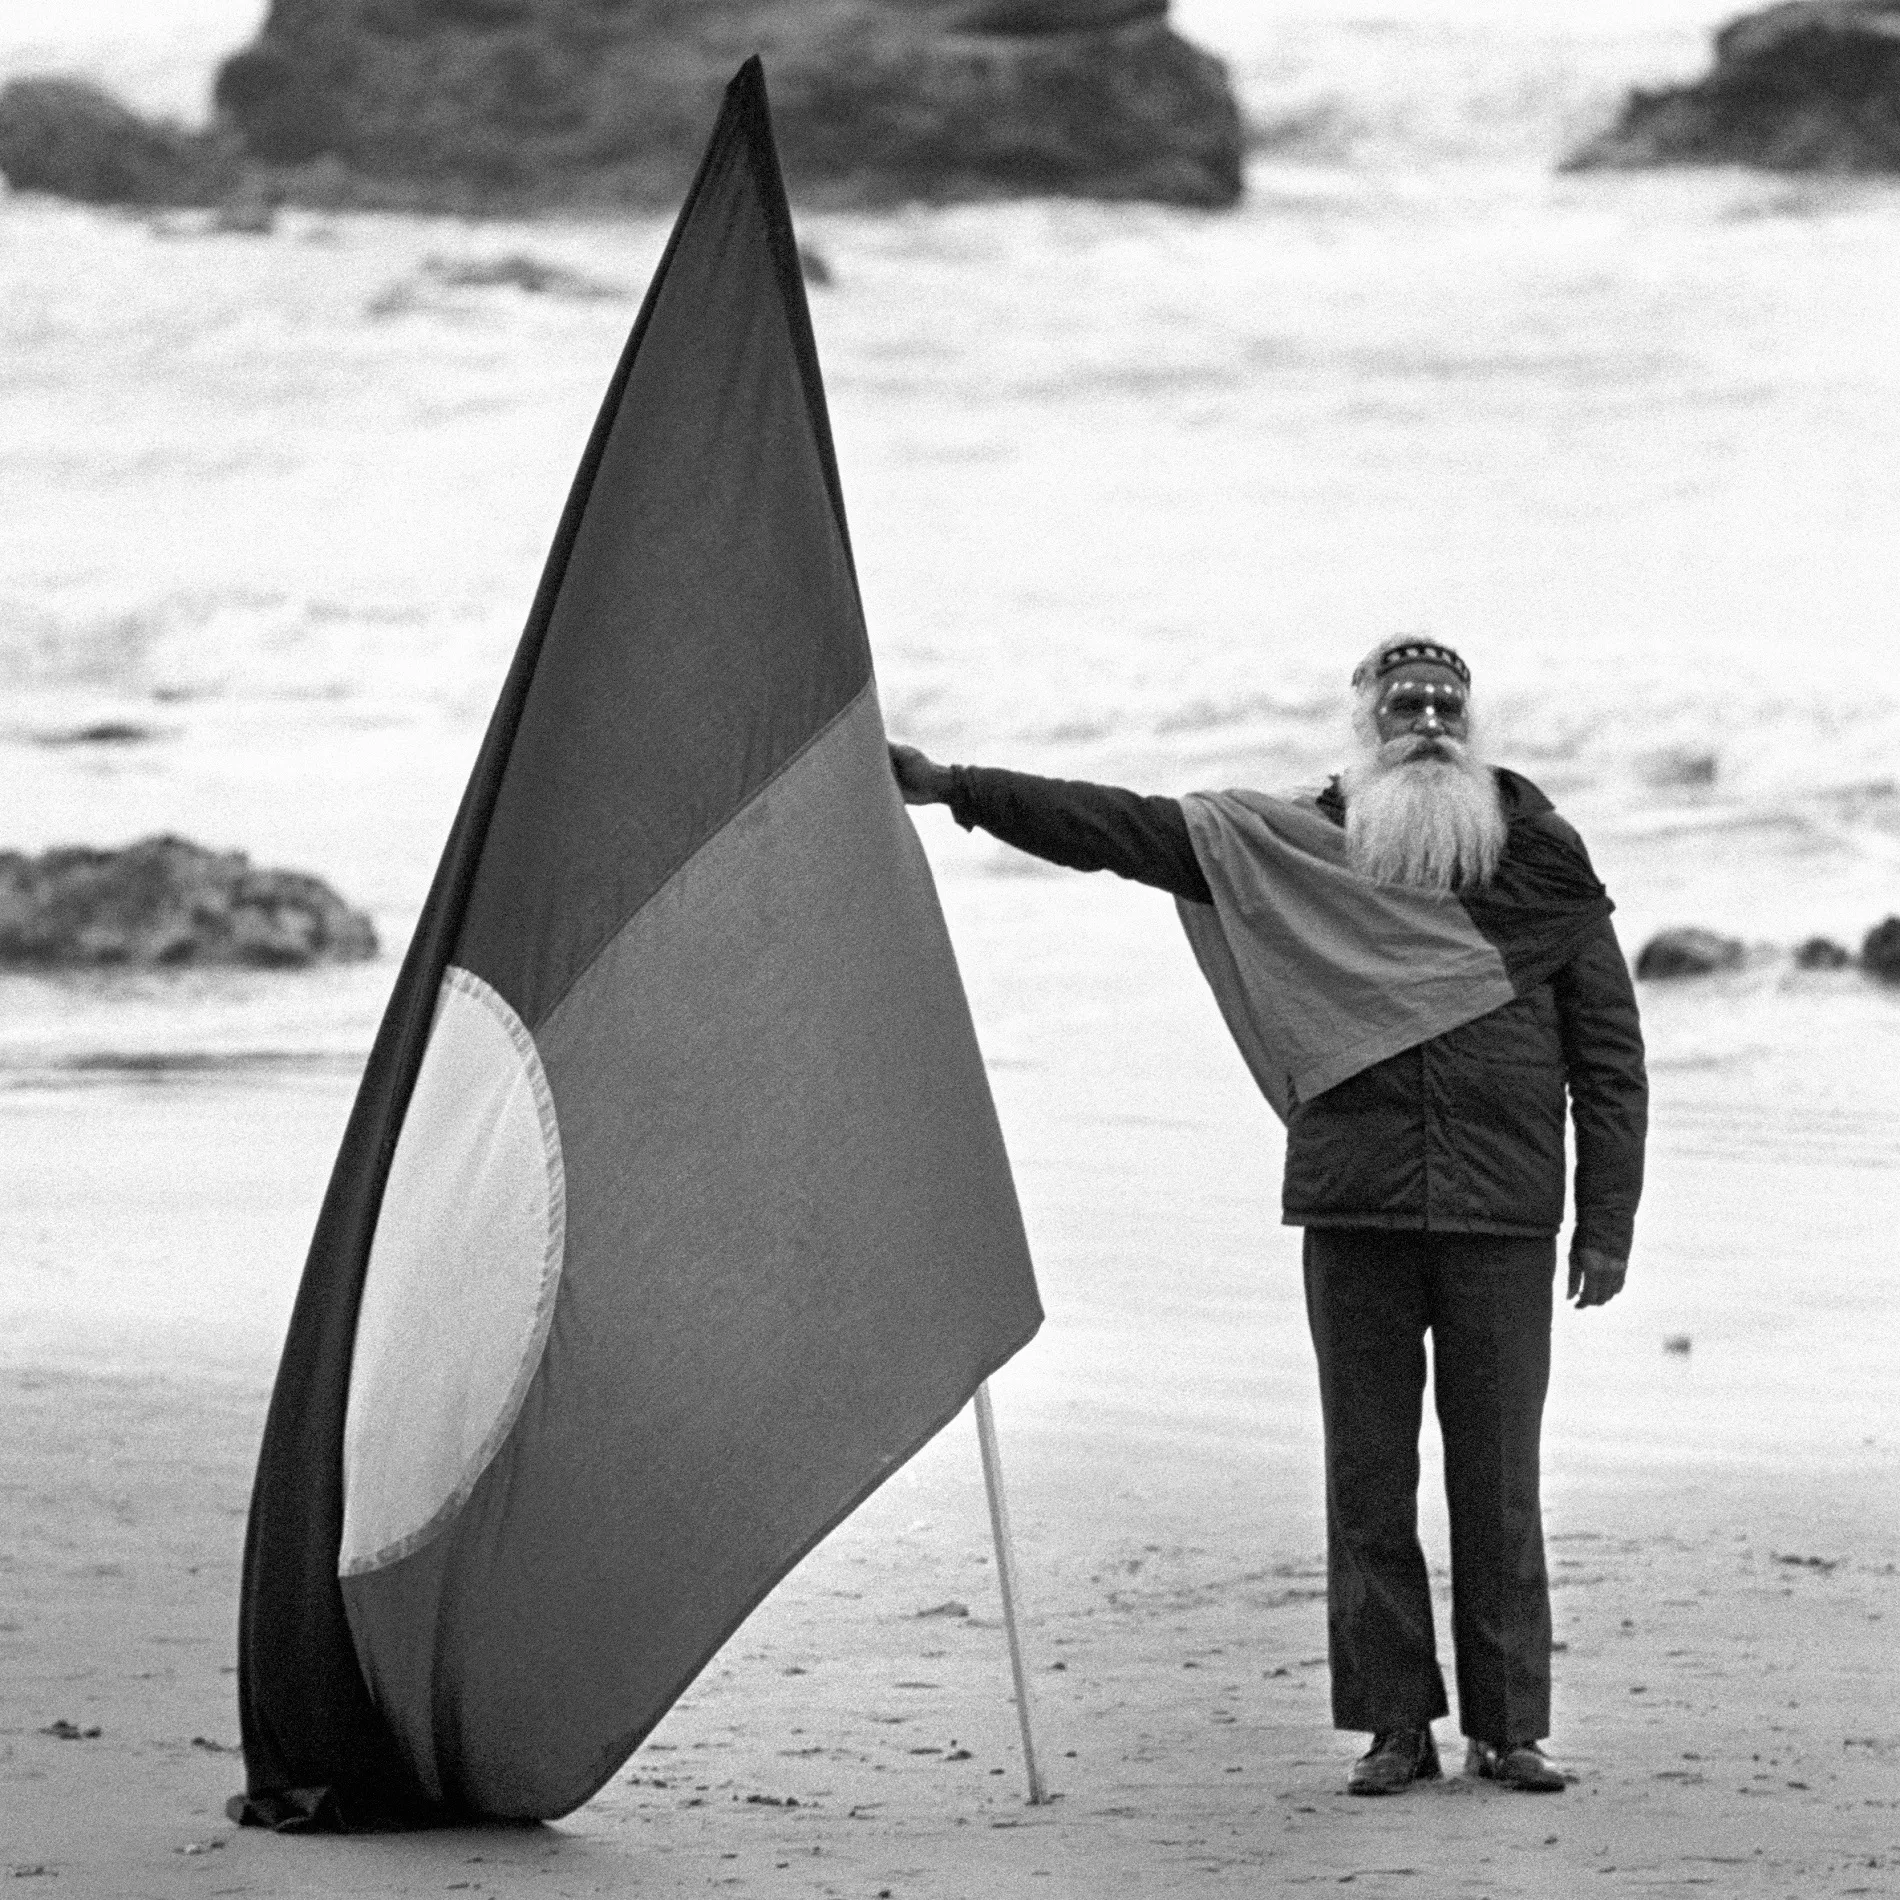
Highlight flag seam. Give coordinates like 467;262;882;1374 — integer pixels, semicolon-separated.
525;673;880;1036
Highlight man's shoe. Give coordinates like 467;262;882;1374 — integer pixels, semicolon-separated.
1347;1727;1442;1796
1464;1739;1568;1792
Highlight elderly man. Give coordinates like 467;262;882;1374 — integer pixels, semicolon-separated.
890;634;1647;1797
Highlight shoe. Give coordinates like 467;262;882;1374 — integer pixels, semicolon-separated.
1347;1727;1442;1796
1465;1738;1568;1792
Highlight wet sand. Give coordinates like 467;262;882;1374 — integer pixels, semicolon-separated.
5;866;1899;1898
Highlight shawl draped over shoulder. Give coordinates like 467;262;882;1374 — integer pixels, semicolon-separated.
1174;769;1611;1122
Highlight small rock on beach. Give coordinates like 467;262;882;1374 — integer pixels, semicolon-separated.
1793;935;1852;970
0;836;377;971
1635;926;1746;981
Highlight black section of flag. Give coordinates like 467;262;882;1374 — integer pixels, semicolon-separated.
455;82;869;1029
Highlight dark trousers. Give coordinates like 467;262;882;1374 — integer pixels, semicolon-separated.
1302;1227;1556;1746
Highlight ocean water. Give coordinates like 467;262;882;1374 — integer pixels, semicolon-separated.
2;0;1898;1087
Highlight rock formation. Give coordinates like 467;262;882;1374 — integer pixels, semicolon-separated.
0;1;1243;212
1862;915;1900;982
216;0;1241;208
1634;926;1748;980
0;77;237;206
0;837;377;970
1566;2;1900;173
1792;934;1852;969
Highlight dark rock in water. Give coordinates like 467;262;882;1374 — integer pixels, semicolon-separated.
1566;2;1900;174
422;251;623;298
1663;1334;1693;1356
0;77;239;205
208;0;1242;210
1635;926;1747;980
0;836;377;970
1793;934;1852;969
1862;914;1900;982
1636;746;1718;790
33;721;159;747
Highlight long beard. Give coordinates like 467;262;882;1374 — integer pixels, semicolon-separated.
1342;735;1506;892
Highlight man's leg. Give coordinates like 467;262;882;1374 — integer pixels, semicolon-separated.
1302;1228;1448;1732
1426;1233;1557;1751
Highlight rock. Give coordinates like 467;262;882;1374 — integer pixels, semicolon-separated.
207;0;1242;210
1861;914;1900;982
421;251;624;298
31;721;159;747
212;184;279;234
1636;746;1718;790
1793;934;1852;969
0;836;377;970
1566;2;1900;174
1635;926;1747;980
1663;1334;1693;1355
0;77;238;205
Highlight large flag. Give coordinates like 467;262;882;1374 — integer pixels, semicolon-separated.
230;58;1041;1831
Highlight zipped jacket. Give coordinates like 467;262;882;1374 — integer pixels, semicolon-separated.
942;761;1647;1260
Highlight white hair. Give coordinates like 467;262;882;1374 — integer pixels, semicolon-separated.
1341;725;1505;894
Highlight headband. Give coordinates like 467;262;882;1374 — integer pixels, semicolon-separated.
1360;640;1470;689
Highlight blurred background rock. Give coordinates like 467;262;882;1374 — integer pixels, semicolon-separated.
1568;1;1900;173
0;0;1244;212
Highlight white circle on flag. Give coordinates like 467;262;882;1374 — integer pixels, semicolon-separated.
339;964;566;1577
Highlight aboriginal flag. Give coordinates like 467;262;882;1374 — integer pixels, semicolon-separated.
230;60;1041;1830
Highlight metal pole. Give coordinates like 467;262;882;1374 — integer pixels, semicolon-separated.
973;1379;1048;1805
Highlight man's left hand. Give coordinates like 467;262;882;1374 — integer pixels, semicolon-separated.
1568;1247;1627;1309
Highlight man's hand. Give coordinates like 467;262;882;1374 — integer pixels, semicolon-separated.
889;742;952;807
1568;1246;1627;1309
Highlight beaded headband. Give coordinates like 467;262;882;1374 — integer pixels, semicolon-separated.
1357;639;1470;690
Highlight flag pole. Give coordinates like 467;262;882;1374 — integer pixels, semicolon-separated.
973;1380;1048;1805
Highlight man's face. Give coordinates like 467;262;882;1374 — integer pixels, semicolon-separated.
1373;666;1470;754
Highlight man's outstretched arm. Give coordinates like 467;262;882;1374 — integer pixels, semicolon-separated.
889;744;1211;904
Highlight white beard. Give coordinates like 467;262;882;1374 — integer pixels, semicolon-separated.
1341;734;1506;892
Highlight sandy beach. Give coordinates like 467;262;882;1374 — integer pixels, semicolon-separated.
6;867;1897;1899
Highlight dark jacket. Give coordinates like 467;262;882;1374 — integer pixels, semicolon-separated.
943;763;1647;1260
